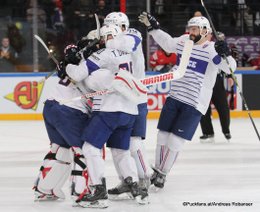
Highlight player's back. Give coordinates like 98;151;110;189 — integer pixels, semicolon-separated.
86;48;133;75
106;28;146;79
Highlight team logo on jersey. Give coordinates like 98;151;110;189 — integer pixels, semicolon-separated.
188;60;197;68
4;81;44;110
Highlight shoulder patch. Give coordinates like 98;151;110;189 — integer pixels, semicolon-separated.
212;55;221;65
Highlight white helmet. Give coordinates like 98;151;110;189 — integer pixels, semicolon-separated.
100;24;122;43
187;16;212;36
86;29;98;40
104;12;130;30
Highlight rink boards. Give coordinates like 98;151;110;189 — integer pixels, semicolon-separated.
0;71;260;120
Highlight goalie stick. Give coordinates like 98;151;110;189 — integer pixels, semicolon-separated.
34;36;93;112
35;13;101;83
34;35;59;83
200;0;260;141
59;39;194;104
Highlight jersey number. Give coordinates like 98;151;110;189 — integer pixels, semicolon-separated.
119;62;133;73
58;77;71;86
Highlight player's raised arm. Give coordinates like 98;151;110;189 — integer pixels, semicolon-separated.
138;12;178;53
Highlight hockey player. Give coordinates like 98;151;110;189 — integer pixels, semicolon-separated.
75;25;149;208
103;12;152;197
33;44;94;201
139;13;237;189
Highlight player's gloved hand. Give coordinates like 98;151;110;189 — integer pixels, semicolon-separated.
77;37;90;50
82;38;100;59
138;12;160;31
214;40;230;57
56;61;67;79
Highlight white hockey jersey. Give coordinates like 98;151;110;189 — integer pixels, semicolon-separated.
48;60;92;114
85;68;138;115
86;48;138;114
106;28;145;80
149;30;237;115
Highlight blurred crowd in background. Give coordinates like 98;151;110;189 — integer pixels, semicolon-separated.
0;0;260;73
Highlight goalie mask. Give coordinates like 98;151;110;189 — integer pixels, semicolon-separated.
64;44;81;65
100;25;122;44
187;16;212;43
104;12;129;31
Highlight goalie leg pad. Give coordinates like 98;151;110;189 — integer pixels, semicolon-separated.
37;146;73;199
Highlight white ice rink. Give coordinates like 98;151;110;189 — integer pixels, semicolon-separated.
0;118;260;212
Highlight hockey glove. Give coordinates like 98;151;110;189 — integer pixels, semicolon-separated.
82;38;100;59
138;12;160;31
214;40;230;57
56;61;67;79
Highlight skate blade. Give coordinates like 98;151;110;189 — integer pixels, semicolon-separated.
149;185;162;193
109;192;134;200
200;138;215;143
72;199;81;207
225;138;231;142
78;199;108;208
135;195;150;205
34;195;60;202
34;191;62;202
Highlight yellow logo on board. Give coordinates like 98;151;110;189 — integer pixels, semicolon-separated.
5;81;44;110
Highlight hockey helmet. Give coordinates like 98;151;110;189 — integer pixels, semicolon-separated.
187;16;212;36
100;24;122;43
104;12;129;31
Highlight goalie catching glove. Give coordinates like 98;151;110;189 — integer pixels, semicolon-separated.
138;12;160;31
111;69;147;104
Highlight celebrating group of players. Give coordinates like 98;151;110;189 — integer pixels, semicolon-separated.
33;11;237;209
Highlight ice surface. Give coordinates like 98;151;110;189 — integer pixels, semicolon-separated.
0;118;260;212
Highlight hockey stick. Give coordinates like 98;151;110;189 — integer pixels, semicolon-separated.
201;0;260;141
34;35;93;111
75;14;101;57
59;40;193;104
34;35;60;83
94;13;101;39
35;14;101;83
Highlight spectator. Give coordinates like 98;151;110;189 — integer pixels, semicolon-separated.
0;37;18;72
92;0;110;25
149;47;177;73
231;0;253;34
7;23;26;54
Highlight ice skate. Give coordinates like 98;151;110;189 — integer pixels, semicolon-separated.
34;187;61;201
76;178;108;208
124;177;149;205
108;181;134;200
200;134;215;143
150;167;166;190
